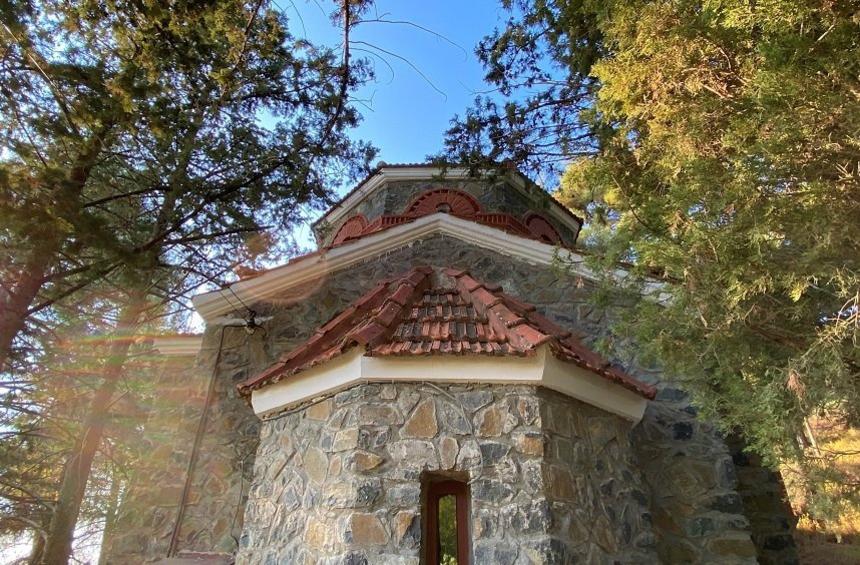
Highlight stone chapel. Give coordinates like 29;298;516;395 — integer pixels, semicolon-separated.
102;164;798;564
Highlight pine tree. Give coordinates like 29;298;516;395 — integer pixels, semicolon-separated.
2;1;376;561
446;0;860;520
0;0;374;372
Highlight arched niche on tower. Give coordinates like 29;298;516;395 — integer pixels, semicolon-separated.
404;188;482;218
523;212;562;245
331;214;368;245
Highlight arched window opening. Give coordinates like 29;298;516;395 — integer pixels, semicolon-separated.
424;475;470;565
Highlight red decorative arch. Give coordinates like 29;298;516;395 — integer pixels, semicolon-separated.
331;214;368;245
404;189;481;218
523;212;562;244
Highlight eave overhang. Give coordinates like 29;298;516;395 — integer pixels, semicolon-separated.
250;346;649;423
192;213;666;323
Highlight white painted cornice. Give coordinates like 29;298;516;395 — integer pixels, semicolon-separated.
250;346;648;422
192;213;666;323
151;335;203;357
315;166;583;239
194;214;583;322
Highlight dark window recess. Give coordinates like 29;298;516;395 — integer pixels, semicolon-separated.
425;479;470;565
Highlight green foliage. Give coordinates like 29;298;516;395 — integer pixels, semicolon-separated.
450;0;860;521
1;0;377;558
438;495;458;564
1;0;376;363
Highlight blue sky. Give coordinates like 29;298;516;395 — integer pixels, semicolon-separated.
207;3;518;324
180;2;510;325
282;0;506;168
274;1;509;247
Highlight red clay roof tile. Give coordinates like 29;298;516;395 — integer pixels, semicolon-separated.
238;267;656;400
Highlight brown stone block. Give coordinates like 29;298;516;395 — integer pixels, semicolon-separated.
348;512;388;545
328;454;343;477
513;431;544;456
475;404;502;437
439;436;459;469
402;398;438;438
658;536;701;563
707;533;757;558
305;517;333;550
545;464;575;500
568;512;590;545
543;402;572;435
306;399;333;421
592;515;618;553
652;506;682;535
304;447;328;484
203;455;235;479
394;511;419;545
332;428;361;451
347;450;385;472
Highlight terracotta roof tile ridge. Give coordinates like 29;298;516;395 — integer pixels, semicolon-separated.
345;267;432;350
240;265;655;401
444;269;656;399
404;313;486;324
550;334;656;398
277;277;389;365
238;267;432;393
444;271;539;354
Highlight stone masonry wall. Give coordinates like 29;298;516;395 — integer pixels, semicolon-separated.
107;232;794;563
174;327;262;554
102;328;264;563
100;353;203;561
540;388;657;561
237;383;656;564
242;234;769;563
726;435;799;564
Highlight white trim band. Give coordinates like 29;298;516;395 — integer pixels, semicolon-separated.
151;335;203;357
250;346;648;423
194;213;613;322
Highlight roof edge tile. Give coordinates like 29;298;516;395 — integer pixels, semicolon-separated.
238;266;656;401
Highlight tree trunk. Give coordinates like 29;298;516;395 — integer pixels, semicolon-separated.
39;300;143;565
0;124;114;372
28;518;48;565
0;257;48;371
97;469;122;565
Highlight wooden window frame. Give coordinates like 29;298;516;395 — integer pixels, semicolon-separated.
425;479;470;565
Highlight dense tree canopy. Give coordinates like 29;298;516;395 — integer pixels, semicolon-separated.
446;0;860;519
1;0;375;561
0;0;374;370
